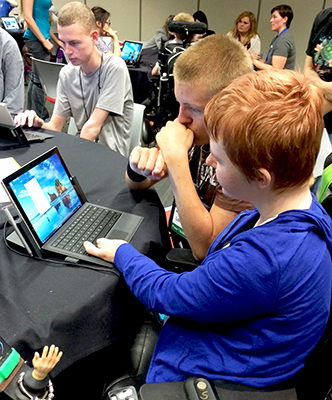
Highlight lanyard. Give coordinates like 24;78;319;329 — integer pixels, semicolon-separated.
265;28;288;62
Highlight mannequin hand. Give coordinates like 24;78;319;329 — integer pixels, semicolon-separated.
32;345;63;381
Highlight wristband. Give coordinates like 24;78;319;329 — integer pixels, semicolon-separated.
127;162;147;182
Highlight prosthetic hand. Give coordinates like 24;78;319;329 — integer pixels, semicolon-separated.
20;345;62;399
0;336;63;400
32;345;63;381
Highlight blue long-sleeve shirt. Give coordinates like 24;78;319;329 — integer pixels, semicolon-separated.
114;195;332;386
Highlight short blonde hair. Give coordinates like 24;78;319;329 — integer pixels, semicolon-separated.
58;2;96;34
205;69;324;191
174;34;253;98
173;12;194;22
171;12;195;42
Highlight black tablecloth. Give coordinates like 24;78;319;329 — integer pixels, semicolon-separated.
0;131;170;381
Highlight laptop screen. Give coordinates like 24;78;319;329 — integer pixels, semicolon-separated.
4;148;83;244
1;17;20;31
121;41;143;62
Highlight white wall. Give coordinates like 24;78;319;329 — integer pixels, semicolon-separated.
13;0;329;69
199;0;260;34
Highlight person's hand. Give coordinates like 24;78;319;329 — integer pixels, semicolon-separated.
14;110;44;128
156;119;194;164
103;25;117;40
251;52;260;61
84;238;127;263
42;39;54;53
129;146;167;181
32;345;63;381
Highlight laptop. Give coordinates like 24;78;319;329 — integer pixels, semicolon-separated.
0;103;54;150
1;17;21;33
2;146;143;267
121;40;143;65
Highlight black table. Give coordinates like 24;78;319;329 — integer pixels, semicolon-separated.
0;130;170;399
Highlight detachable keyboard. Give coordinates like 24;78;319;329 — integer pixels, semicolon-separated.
51;205;121;255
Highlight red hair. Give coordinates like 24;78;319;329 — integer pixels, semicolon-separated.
205;70;324;191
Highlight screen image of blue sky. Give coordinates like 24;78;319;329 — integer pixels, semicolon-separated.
122;42;141;60
9;153;82;243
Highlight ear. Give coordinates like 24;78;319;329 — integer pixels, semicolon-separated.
256;168;273;190
91;29;99;44
96;21;102;28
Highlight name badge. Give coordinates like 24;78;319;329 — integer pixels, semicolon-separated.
171;207;187;239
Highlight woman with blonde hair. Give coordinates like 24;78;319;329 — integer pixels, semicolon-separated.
228;11;261;54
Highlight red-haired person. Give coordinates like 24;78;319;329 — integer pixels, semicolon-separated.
85;69;332;388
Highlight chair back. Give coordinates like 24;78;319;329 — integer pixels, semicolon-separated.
318;152;332;203
31;57;65;103
67;117;78;136
318;152;332;218
129;103;146;151
294;167;332;398
293;293;332;399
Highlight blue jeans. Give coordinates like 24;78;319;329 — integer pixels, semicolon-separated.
25;39;50;120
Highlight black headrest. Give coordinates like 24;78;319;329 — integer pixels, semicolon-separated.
168;20;207;35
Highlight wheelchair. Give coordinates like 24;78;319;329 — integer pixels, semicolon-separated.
143;20;206;145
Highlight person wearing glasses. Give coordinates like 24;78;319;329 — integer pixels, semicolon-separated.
91;6;121;57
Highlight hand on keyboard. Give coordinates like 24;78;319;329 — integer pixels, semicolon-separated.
84;238;127;263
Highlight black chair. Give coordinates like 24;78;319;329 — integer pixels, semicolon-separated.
102;309;162;398
293;296;332;399
103;289;332;400
293;157;332;399
139;377;297;400
106;317;332;400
